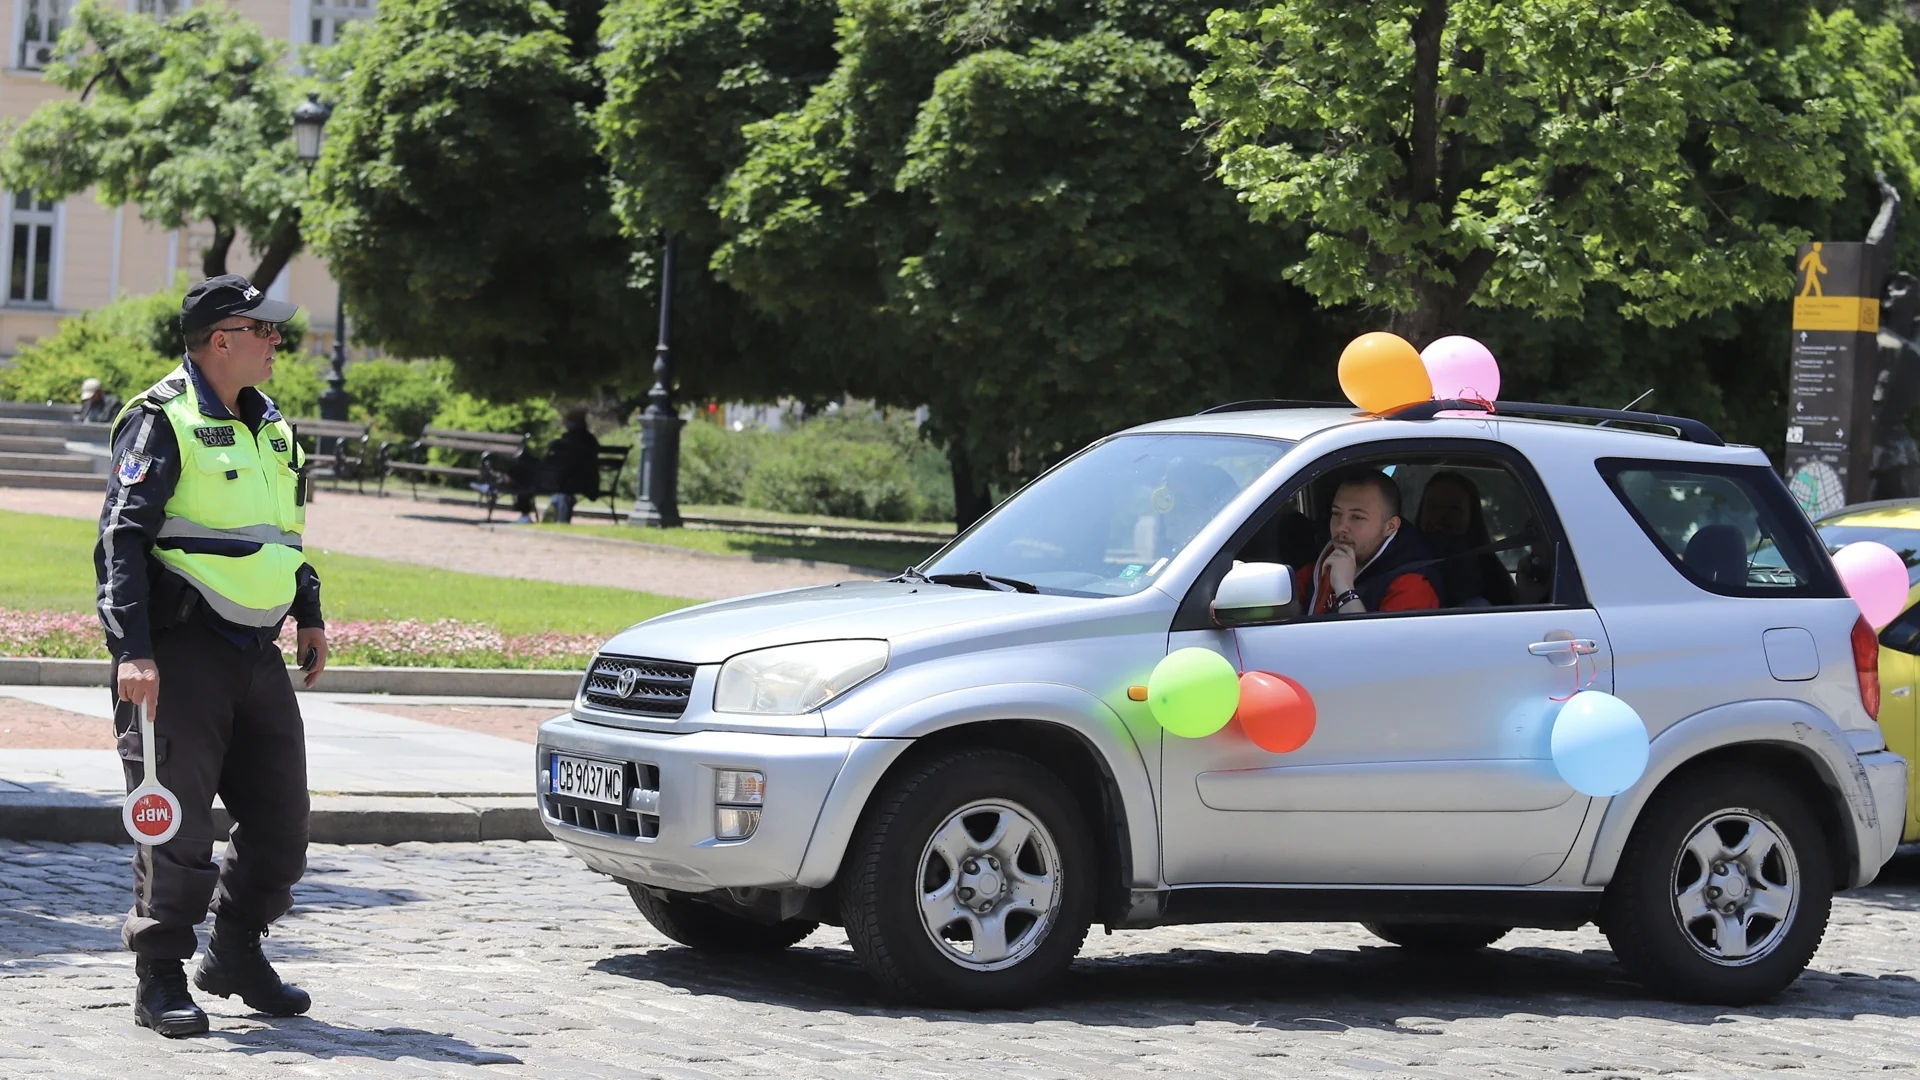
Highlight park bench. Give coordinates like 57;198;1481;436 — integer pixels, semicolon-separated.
286;417;373;494
376;426;529;518
584;444;634;522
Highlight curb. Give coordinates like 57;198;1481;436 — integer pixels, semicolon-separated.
0;791;549;844
0;657;583;699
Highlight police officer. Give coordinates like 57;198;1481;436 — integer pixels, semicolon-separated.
95;274;328;1037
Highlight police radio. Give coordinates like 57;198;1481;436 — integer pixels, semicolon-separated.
122;702;182;846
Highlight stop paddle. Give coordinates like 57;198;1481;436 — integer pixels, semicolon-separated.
122;702;181;846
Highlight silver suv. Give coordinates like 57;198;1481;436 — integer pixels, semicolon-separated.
538;401;1907;1007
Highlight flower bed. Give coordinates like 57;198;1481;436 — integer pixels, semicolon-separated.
0;609;598;670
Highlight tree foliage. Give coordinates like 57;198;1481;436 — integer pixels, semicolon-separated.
1191;0;1920;344
702;0;1345;518
304;0;647;400
0;0;310;283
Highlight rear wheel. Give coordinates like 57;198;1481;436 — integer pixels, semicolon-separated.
1602;765;1833;1004
839;748;1096;1007
628;885;819;952
1363;923;1510;952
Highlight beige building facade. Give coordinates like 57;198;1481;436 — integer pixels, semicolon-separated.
0;0;375;369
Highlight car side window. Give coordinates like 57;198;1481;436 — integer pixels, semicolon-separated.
1229;449;1568;613
1597;459;1841;599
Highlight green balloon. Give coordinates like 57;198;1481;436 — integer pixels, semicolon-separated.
1148;647;1241;738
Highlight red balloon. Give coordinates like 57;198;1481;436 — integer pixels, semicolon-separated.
1234;671;1316;754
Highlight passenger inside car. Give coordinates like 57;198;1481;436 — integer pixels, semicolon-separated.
1296;470;1443;615
1416;471;1517;607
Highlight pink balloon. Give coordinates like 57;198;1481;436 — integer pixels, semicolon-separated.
1832;541;1910;629
1421;336;1501;402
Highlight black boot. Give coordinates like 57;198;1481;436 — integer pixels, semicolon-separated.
135;958;209;1037
193;917;311;1016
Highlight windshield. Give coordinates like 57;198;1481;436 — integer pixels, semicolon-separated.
922;433;1292;596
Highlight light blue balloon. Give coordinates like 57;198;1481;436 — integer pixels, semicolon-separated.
1550;690;1650;797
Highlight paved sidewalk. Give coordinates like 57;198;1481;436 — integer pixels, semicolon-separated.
0;486;876;600
0;685;562;844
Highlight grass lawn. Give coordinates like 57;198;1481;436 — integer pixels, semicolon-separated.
537;520;947;573
0;509;689;636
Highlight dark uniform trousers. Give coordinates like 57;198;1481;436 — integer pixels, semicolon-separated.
113;619;310;959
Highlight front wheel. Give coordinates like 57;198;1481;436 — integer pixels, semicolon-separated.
839;748;1096;1007
628;885;819;952
1602;765;1833;1004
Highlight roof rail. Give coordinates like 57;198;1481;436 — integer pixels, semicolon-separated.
1385;399;1726;447
1196;399;1351;415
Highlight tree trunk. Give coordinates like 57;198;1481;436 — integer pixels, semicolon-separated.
201;221;235;278
948;439;993;532
249;212;303;294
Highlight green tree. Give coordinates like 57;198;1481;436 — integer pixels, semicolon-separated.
596;0;851;409
303;0;647;400
1190;0;1920;345
712;0;1344;524
0;0;310;285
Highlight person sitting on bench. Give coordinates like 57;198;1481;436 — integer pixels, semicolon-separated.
505;409;602;524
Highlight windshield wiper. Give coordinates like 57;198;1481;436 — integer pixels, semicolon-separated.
927;570;1039;594
891;566;932;584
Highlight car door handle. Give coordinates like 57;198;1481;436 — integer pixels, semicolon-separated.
1528;639;1597;657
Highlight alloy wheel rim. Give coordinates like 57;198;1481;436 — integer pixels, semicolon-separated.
1670;809;1799;967
915;799;1062;971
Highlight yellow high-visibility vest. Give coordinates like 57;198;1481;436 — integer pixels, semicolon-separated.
116;366;305;627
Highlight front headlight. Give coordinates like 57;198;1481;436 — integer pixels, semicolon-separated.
713;639;890;715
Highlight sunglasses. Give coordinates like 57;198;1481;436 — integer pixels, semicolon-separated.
211;321;282;339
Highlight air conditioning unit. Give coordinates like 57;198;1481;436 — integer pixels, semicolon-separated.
25;43;55;69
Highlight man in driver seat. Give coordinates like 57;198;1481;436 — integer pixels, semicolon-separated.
1298;470;1442;615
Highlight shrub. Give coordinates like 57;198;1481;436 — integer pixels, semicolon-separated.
264;356;326;418
679;421;771;505
744;427;918;521
346;358;448;438
0;280;311;411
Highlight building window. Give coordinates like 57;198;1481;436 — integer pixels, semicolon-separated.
16;0;66;69
309;0;373;45
131;0;188;15
4;194;59;306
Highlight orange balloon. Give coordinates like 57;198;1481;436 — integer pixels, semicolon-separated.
1234;671;1316;754
1338;332;1432;414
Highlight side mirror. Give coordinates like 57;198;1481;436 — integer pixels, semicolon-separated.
1212;562;1299;627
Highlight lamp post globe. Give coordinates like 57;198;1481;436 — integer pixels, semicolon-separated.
291;93;349;424
292;92;331;165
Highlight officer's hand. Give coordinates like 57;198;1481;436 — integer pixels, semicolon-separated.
117;660;159;719
296;627;329;688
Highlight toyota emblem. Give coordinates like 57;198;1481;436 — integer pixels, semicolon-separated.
614;667;640;699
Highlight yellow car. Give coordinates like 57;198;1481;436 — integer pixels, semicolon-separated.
1816;500;1920;843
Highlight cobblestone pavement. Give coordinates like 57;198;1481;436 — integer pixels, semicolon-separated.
0;487;872;600
4;841;1920;1079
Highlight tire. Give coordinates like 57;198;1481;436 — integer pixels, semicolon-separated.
1363;922;1510;952
628;885;819;952
839;748;1097;1007
1602;764;1834;1004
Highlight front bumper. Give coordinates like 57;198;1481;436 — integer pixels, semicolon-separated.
536;716;861;892
1859;749;1908;881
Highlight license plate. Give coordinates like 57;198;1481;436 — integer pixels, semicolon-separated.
550;753;625;806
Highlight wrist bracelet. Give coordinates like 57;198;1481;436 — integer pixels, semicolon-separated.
1331;589;1361;611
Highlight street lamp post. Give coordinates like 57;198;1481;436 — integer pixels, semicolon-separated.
291;92;349;424
629;232;683;528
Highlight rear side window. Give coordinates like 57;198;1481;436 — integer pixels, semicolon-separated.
1597;459;1842;598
